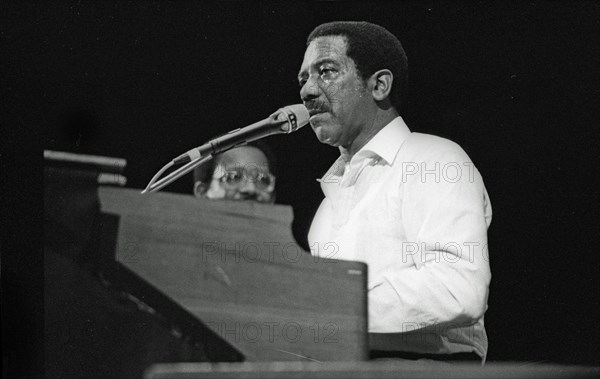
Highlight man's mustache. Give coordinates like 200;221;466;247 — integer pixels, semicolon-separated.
305;102;329;116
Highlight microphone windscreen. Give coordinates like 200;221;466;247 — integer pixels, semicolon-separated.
277;104;310;133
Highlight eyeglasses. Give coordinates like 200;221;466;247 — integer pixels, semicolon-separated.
215;169;275;191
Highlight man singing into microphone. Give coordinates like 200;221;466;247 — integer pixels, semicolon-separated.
300;22;492;363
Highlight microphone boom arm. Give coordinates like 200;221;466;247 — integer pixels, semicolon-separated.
141;104;308;194
141;154;214;194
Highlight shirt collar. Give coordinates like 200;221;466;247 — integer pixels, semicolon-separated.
318;116;411;196
356;116;411;166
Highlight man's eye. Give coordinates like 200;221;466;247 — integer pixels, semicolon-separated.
224;172;242;183
298;78;307;87
320;68;338;81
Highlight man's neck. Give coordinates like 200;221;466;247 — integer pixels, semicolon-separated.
339;108;399;162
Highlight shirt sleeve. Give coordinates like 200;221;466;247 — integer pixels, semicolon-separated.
308;197;333;257
368;147;492;333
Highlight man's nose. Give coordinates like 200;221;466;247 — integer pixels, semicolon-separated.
300;77;320;102
238;179;258;194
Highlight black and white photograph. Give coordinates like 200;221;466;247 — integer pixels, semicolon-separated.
2;1;599;378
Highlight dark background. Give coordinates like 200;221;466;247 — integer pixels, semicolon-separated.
3;0;599;368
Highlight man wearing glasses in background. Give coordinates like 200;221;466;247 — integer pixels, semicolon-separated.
193;142;276;204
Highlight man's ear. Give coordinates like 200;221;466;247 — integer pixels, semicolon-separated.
193;181;208;197
370;69;393;102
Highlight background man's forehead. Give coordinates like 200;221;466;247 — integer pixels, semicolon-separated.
215;147;270;169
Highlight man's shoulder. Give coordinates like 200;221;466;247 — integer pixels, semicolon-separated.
407;132;464;151
403;132;469;160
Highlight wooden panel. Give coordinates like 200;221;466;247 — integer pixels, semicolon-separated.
145;362;600;379
99;187;368;362
44;154;243;376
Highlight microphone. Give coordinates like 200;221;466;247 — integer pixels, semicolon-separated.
173;104;309;164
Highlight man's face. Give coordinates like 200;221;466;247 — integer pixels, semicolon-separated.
203;146;275;204
298;35;374;149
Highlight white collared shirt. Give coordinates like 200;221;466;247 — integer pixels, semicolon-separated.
309;116;492;360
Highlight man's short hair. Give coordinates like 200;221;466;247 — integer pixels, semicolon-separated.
307;21;408;110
